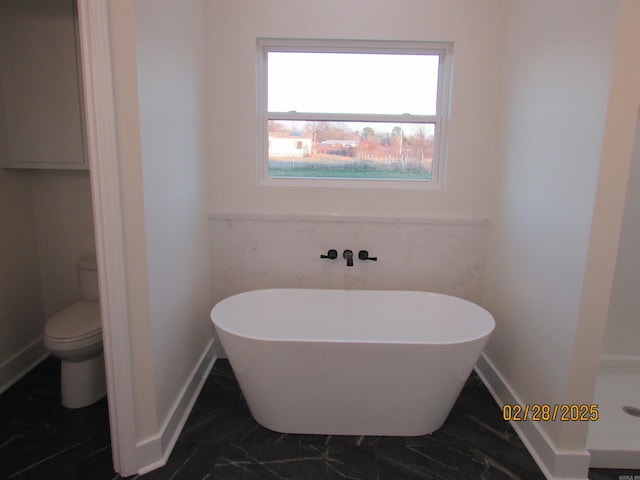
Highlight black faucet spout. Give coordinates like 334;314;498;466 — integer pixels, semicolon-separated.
343;249;354;267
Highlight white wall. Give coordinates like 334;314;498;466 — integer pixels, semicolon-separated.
0;169;96;390
206;0;506;339
134;0;213;432
30;172;96;318
0;168;45;387
107;0;214;468
482;0;640;476
207;0;506;218
100;0;640;476
0;1;95;389
0;71;43;373
107;0;158;444
603;115;640;356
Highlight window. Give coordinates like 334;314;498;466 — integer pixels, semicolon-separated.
257;39;452;188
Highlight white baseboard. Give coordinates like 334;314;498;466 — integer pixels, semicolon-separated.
136;340;217;474
0;337;49;394
475;354;591;480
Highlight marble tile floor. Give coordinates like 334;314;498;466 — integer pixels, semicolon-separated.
0;356;637;480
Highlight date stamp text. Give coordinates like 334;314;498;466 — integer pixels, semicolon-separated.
502;404;599;422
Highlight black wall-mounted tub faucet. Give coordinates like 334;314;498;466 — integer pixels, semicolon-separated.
343;249;354;267
358;250;377;261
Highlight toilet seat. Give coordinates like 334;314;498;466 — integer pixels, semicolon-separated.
45;302;102;350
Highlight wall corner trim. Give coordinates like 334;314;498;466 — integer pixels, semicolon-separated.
136;341;217;475
475;354;591;480
77;0;136;475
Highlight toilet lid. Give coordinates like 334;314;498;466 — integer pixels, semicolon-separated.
45;302;102;341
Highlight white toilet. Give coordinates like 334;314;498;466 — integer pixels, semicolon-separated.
44;255;106;408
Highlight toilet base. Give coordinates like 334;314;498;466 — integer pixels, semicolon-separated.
60;352;107;408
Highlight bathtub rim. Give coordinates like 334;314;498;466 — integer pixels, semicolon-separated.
211;287;496;346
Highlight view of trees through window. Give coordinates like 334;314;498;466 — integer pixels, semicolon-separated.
268;120;435;180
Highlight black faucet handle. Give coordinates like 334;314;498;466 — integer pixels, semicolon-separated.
321;249;338;259
358;250;377;261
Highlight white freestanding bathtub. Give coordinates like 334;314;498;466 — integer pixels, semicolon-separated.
210;288;495;436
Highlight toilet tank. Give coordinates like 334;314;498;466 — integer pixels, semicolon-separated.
77;254;99;302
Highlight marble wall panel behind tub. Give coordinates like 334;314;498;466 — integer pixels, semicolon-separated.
209;212;490;306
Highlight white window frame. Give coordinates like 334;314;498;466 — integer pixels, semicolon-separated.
257;38;453;189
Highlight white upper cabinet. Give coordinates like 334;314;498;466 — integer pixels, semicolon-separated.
0;0;87;170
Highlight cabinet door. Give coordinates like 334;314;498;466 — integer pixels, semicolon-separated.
0;0;87;169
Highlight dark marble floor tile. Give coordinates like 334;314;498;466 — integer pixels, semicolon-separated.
0;357;114;480
181;406;257;445
2;356;638;480
211;443;345;480
348;444;441;480
8;436;112;480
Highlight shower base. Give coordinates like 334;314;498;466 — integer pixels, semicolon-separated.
588;358;640;469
